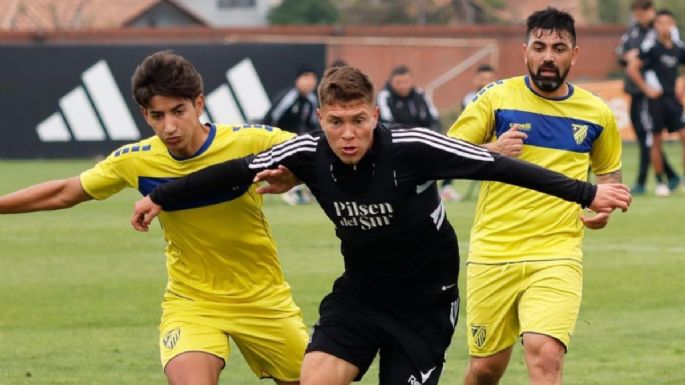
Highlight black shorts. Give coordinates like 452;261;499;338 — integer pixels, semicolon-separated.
647;95;685;133
306;287;459;384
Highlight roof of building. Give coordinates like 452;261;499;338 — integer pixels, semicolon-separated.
0;0;207;30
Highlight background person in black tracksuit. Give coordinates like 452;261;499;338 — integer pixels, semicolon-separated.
131;67;631;385
376;65;441;132
627;8;685;197
616;0;679;194
263;65;320;134
262;66;320;204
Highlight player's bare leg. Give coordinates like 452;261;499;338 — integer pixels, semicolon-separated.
463;347;513;385
300;351;358;385
165;351;223;385
522;333;565;385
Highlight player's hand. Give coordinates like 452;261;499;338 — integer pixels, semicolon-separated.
492;124;527;157
580;211;610;230
130;195;162;232
588;183;631;214
253;165;300;194
644;87;662;99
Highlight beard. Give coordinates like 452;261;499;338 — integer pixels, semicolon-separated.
528;62;570;93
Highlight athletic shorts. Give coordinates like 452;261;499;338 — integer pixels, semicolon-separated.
647;95;685;133
465;260;582;356
159;292;308;382
306;289;459;385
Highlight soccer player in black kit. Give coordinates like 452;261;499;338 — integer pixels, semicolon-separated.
131;66;631;385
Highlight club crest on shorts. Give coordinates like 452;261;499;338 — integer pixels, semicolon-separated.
163;327;181;349
572;124;588;145
471;324;487;348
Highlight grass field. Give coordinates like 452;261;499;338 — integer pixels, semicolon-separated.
0;142;684;385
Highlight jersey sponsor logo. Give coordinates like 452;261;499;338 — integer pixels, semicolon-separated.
471;324;487;348
36;58;271;143
660;54;679;68
333;201;394;231
572;123;589;145
162;327;181;350
508;122;532;131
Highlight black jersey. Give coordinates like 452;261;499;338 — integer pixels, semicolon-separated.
617;22;653;95
639;36;685;95
150;124;596;305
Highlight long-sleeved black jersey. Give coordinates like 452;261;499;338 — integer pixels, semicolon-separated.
150;124;596;305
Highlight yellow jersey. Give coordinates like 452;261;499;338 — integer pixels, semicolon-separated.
448;76;622;263
81;123;296;311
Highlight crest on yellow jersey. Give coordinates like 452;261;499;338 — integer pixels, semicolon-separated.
572;124;588;145
471;324;487;348
163;327;181;349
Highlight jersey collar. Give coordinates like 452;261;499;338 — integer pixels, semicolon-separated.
169;123;216;161
524;75;574;101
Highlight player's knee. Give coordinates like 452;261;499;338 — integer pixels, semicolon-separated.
524;338;565;376
466;357;507;383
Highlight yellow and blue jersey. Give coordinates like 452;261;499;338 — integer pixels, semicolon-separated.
80;123;297;310
448;76;622;263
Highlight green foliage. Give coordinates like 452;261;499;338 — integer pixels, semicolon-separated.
595;0;629;24
339;0;456;25
268;0;339;25
1;142;684;384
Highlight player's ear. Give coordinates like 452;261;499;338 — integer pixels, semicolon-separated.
194;95;205;116
140;106;149;121
522;43;528;64
570;46;580;67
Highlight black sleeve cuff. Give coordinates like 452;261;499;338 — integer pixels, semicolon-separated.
580;183;597;209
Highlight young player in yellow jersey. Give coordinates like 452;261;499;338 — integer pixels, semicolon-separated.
0;51;308;385
448;8;623;385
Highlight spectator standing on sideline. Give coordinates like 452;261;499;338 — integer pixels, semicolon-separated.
377;64;442;132
0;51;308;385
263;65;319;135
131;66;631;385
616;0;679;195
449;8;624;385
627;9;685;196
441;64;498;202
263;66;319;204
461;64;497;109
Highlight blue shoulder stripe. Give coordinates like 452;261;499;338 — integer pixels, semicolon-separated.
138;176;249;211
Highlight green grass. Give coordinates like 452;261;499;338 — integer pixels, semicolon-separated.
0;142;684;384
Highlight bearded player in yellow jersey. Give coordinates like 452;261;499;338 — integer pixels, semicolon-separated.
448;8;623;385
0;51;308;385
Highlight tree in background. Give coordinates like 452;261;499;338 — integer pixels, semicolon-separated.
268;0;339;25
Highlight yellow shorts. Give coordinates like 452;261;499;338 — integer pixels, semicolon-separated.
159;293;309;382
465;260;582;356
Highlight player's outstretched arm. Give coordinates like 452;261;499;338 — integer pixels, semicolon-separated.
0;176;92;214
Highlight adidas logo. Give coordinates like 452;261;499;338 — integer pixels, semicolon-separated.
201;58;270;125
37;60;140;142
36;58;270;143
